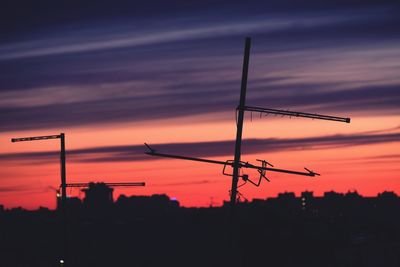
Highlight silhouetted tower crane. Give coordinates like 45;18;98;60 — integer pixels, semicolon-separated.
145;37;351;211
11;133;68;266
65;182;146;188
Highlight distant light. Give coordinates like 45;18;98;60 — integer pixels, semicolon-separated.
60;259;64;264
56;193;61;197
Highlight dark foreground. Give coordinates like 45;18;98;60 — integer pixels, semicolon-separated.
1;191;399;267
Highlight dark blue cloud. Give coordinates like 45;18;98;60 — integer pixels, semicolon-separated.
0;83;398;132
2;0;398;40
1;131;398;164
1;0;399;132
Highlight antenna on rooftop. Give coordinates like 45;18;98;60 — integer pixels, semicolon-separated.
145;37;350;211
229;37;348;211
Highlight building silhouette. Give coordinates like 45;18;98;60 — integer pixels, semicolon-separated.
82;182;114;210
2;190;399;267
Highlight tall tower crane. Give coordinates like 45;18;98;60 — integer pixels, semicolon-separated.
11;133;68;265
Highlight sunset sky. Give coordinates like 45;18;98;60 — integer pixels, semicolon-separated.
0;0;399;209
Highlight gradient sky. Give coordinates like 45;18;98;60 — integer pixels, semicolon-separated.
0;0;399;209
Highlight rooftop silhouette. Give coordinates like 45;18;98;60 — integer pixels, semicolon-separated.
1;186;399;267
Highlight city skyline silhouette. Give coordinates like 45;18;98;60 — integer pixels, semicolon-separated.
1;184;399;267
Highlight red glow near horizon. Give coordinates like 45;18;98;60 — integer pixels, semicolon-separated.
0;113;399;210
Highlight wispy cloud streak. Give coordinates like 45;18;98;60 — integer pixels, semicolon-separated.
1;132;398;164
0;13;370;61
1;83;398;132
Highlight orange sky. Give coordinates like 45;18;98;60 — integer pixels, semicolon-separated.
1;112;399;209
